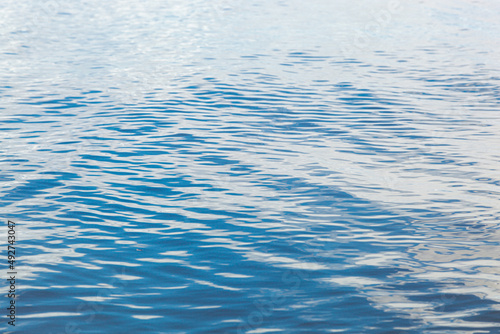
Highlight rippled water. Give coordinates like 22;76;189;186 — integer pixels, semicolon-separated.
1;0;500;333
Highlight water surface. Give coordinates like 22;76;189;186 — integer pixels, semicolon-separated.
1;0;500;333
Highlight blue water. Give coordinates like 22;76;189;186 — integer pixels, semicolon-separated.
1;0;500;333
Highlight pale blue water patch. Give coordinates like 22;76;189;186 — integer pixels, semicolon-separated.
1;0;500;333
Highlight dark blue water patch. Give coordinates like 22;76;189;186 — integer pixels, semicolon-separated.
1;179;65;202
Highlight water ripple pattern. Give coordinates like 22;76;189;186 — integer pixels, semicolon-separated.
1;0;500;333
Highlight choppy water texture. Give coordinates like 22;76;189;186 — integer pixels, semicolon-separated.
1;0;500;333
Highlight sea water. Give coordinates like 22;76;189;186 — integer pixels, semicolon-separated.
1;0;499;333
